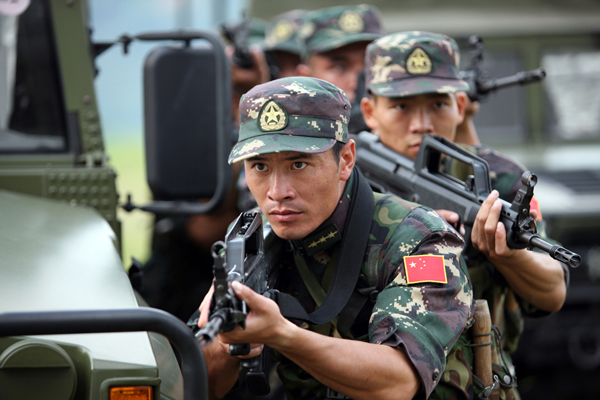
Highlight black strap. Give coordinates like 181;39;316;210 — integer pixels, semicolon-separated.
271;169;374;325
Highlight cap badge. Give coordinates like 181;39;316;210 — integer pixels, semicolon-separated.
270;20;294;43
339;10;363;33
258;99;288;132
298;22;315;39
406;48;432;75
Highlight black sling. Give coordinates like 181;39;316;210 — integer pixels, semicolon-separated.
269;168;374;325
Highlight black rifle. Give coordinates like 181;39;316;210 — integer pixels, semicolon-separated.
195;211;283;395
461;35;546;102
355;132;581;268
220;12;254;69
220;12;280;80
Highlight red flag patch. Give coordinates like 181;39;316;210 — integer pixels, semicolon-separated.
404;255;447;284
529;197;543;221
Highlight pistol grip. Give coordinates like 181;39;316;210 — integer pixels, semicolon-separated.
241;354;271;396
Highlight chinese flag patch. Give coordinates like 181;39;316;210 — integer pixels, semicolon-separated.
404;255;447;284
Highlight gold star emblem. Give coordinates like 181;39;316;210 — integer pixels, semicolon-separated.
339;11;363;33
259;99;287;131
406;48;432;75
269;20;293;43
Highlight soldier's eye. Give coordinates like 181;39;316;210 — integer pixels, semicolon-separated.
292;161;307;170
253;163;268;172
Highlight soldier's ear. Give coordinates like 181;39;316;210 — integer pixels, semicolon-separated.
339;140;355;181
454;92;467;125
361;96;378;132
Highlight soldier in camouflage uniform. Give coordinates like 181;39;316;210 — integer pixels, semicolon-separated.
198;76;474;400
263;9;307;79
295;4;383;104
360;31;569;399
236;5;383;211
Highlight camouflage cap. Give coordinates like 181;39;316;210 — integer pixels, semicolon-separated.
229;77;351;164
365;31;470;97
298;4;384;57
263;9;307;55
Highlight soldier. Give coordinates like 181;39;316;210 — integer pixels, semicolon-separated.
263;9;307;79
198;76;474;400
295;4;384;104
360;31;569;398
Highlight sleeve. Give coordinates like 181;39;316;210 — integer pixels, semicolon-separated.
475;144;527;202
477;146;571;317
368;207;474;399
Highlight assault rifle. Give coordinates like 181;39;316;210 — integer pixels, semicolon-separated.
461;35;546;102
195;211;283;395
220;11;254;69
221;12;279;80
355;132;581;268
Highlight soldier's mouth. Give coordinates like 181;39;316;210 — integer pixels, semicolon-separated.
269;209;302;222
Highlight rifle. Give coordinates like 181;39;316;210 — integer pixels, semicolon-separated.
220;11;254;69
220;12;279;80
355;132;581;268
195;211;284;395
461;35;546;102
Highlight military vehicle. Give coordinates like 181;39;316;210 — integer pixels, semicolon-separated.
0;0;234;398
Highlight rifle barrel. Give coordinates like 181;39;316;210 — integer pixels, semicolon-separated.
519;231;581;268
478;68;546;94
195;313;225;346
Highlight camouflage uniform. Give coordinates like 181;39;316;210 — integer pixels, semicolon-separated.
230;76;474;400
296;4;384;59
363;31;569;399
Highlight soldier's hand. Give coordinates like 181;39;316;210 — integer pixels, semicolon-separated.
228;45;270;95
218;281;292;349
435;209;465;236
463;96;480;119
471;190;519;260
197;283;215;328
198;283;264;359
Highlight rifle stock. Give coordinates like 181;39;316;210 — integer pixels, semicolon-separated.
355;132;581;268
195;211;283;395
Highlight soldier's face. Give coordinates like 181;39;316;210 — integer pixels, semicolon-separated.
244;143;354;240
299;42;368;102
361;92;466;160
271;51;302;79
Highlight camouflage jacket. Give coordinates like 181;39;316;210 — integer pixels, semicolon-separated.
432;144;569;400
272;170;473;400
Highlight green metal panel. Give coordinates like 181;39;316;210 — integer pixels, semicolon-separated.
0;190;159;399
48;0;104;155
0;165;120;239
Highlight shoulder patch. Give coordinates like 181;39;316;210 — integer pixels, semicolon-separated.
404;255;447;284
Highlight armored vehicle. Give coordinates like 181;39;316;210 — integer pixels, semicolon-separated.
0;0;234;398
